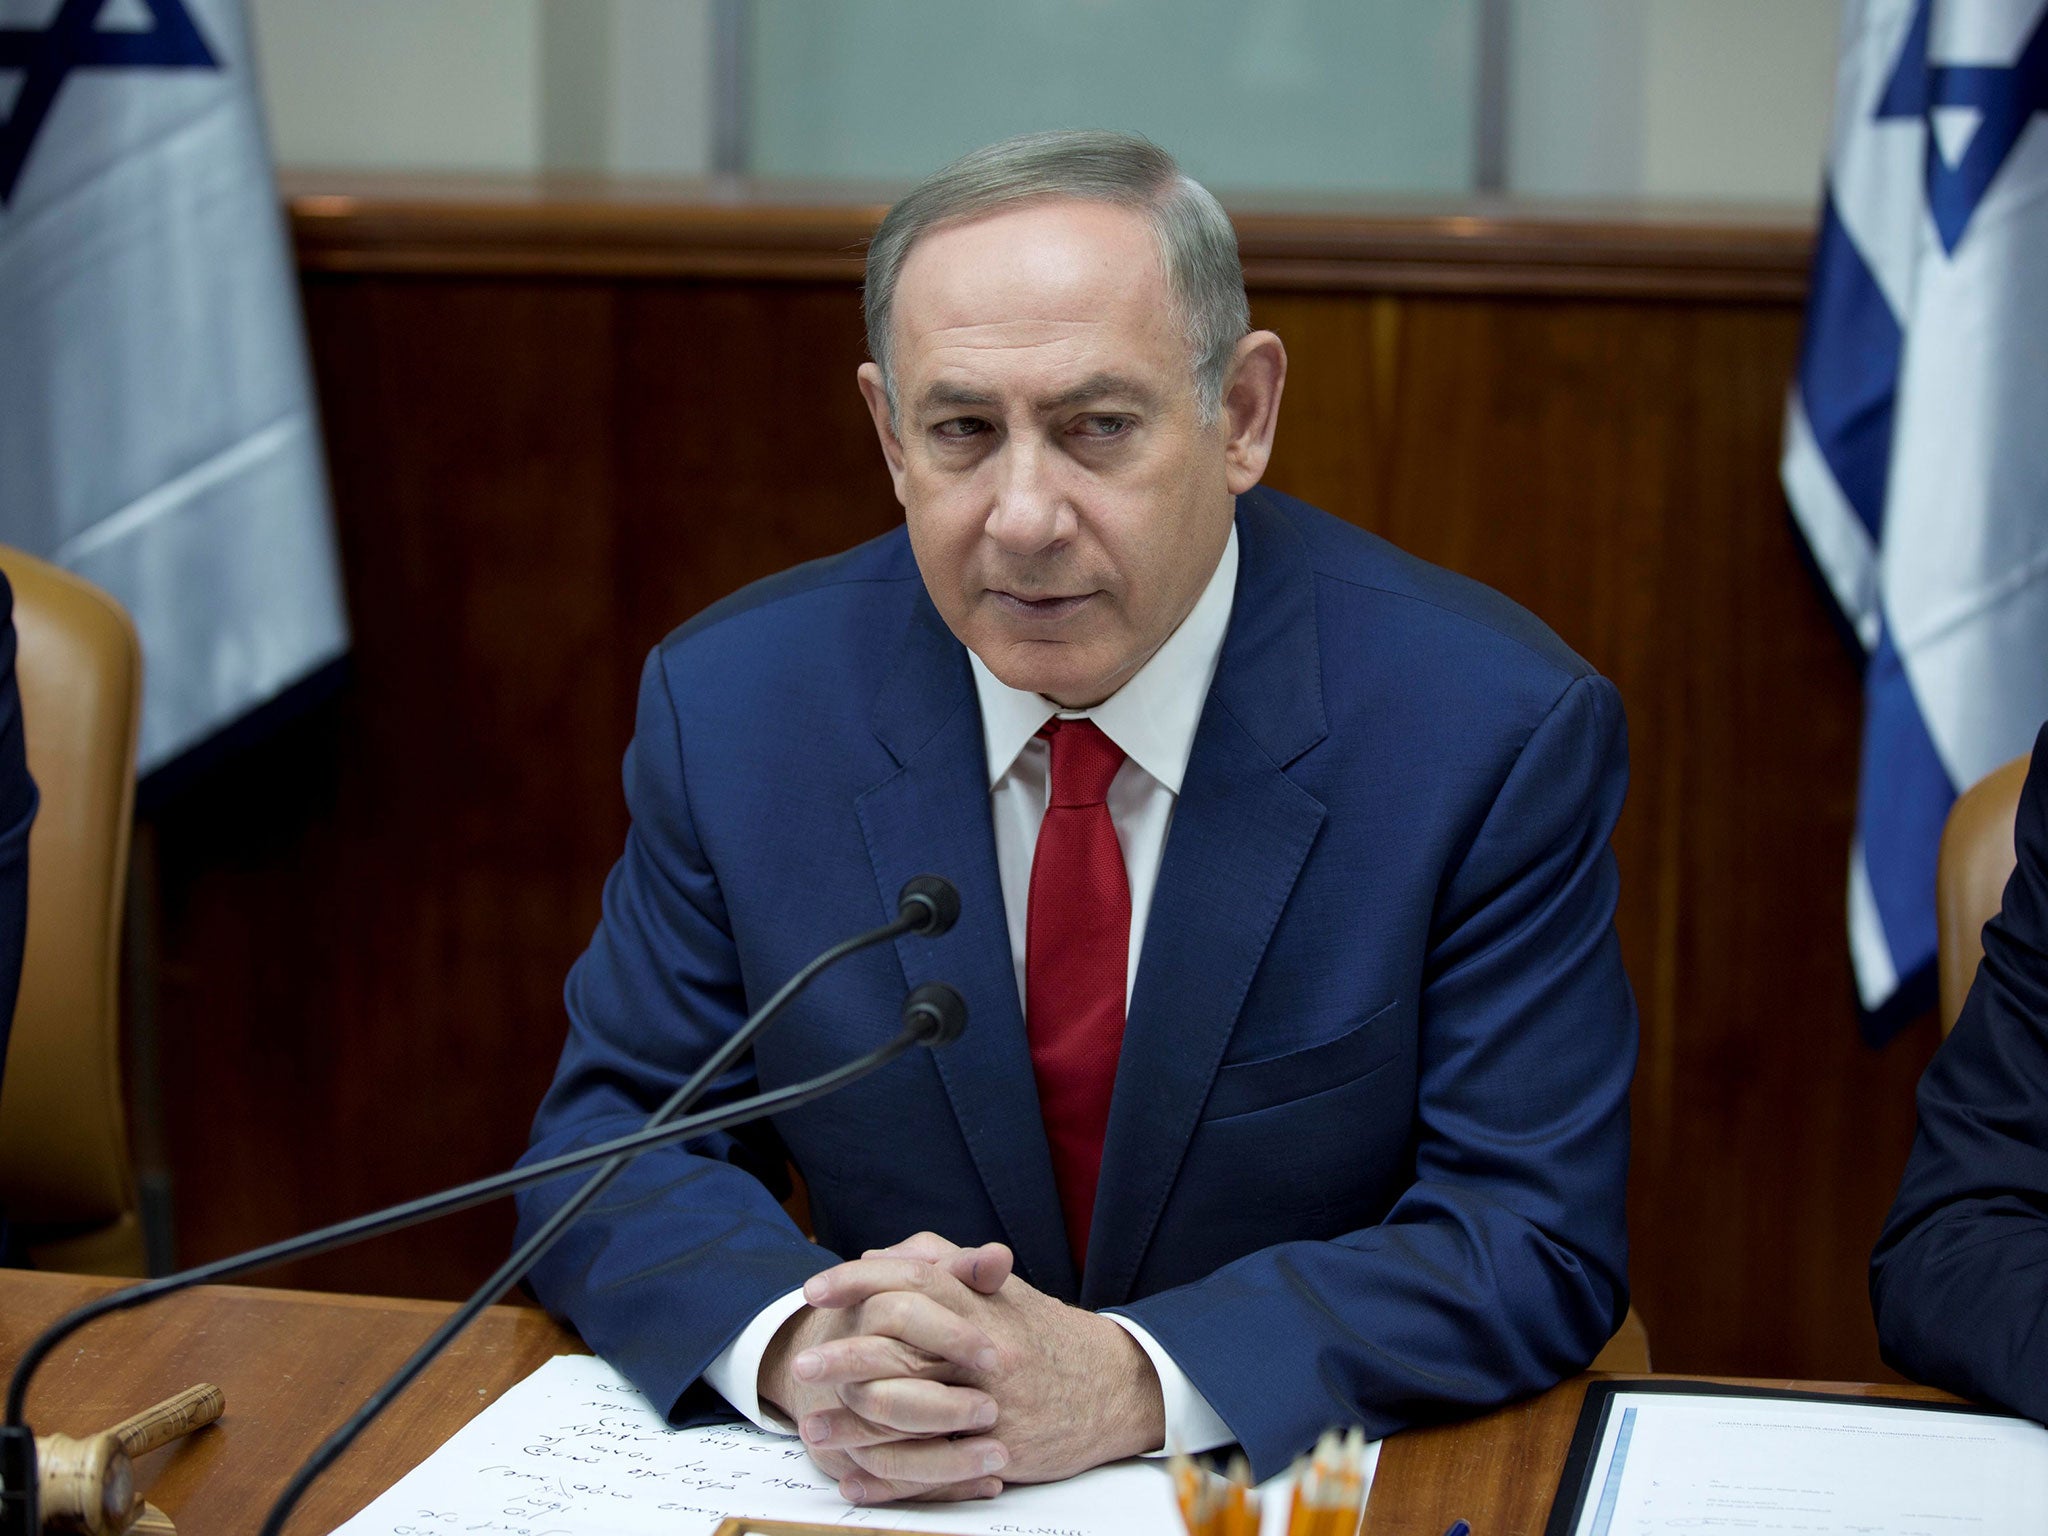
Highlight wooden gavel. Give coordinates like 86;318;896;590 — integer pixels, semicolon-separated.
33;1383;223;1535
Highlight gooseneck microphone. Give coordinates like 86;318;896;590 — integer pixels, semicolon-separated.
897;875;961;939
900;980;968;1047
255;977;970;1536
0;879;963;1536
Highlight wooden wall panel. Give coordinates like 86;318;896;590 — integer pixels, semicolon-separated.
138;186;1940;1384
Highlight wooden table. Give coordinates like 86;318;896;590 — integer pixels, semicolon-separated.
0;1270;584;1533
0;1271;1955;1535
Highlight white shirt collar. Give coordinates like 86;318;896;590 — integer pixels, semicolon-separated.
967;522;1239;795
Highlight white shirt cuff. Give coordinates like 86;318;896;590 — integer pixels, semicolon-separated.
702;1288;809;1435
1103;1314;1236;1457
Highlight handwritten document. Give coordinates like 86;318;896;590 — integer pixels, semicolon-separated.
1565;1390;2048;1536
329;1353;1194;1535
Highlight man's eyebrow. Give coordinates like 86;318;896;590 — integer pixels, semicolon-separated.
917;382;1000;412
913;373;1163;415
1038;373;1161;412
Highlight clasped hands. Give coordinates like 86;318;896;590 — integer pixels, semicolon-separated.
757;1232;1166;1505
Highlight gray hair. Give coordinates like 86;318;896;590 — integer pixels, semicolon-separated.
863;130;1250;423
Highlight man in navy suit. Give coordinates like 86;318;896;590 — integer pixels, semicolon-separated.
1871;722;2048;1422
517;131;1636;1504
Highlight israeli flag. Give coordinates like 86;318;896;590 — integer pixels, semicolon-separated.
0;0;346;773
1783;0;2048;1033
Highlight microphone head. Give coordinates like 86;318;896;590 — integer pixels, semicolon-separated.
901;982;968;1047
898;875;961;937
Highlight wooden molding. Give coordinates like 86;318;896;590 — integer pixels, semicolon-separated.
283;172;1815;302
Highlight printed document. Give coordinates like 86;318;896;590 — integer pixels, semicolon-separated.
329;1353;1193;1534
1565;1390;2048;1536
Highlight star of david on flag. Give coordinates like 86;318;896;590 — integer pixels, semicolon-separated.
1782;0;2048;1038
0;0;217;204
0;0;347;772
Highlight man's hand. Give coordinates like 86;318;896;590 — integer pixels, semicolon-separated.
795;1233;1166;1493
757;1252;1010;1506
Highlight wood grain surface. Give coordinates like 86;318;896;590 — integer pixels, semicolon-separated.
0;1273;1960;1536
279;174;1812;300
0;1270;583;1534
0;1277;1966;1536
132;184;1938;1393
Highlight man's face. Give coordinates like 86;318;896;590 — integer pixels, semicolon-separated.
859;200;1246;708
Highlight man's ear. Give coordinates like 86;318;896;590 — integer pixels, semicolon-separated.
1219;331;1287;496
858;362;910;506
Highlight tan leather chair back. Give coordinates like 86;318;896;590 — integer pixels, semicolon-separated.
1936;751;2032;1035
0;546;144;1272
1590;1305;1652;1373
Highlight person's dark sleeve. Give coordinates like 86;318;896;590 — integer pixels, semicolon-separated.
514;647;837;1424
1113;674;1636;1477
1871;721;2048;1423
0;571;38;1088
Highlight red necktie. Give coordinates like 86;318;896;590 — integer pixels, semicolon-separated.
1025;718;1131;1271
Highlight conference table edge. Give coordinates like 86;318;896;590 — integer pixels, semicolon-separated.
0;1272;1962;1536
0;1268;584;1533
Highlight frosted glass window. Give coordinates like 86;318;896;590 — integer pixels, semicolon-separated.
749;0;1481;194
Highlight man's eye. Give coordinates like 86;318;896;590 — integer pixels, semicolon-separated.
933;418;988;439
1075;415;1133;438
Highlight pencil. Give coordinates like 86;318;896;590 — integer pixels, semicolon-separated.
1182;1469;1210;1536
1234;1453;1262;1536
1171;1452;1201;1530
1304;1429;1340;1536
1284;1455;1315;1536
1333;1426;1367;1535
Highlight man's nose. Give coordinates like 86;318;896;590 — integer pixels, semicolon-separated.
984;440;1070;554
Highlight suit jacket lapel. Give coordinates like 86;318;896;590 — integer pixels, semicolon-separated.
1083;493;1330;1308
856;593;1079;1299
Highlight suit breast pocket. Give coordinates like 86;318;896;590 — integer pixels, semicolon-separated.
1201;997;1407;1122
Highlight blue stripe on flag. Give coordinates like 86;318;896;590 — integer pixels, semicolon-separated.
1856;624;1956;1031
1794;195;1902;541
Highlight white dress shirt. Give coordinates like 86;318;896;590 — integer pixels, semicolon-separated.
703;526;1242;1458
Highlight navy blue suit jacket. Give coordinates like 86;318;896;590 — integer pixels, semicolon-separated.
1871;720;2048;1423
517;489;1636;1477
0;572;38;1254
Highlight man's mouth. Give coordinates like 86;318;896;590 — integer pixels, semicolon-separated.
989;590;1095;621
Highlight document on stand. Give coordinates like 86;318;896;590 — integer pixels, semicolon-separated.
329;1353;1190;1535
1554;1386;2048;1536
